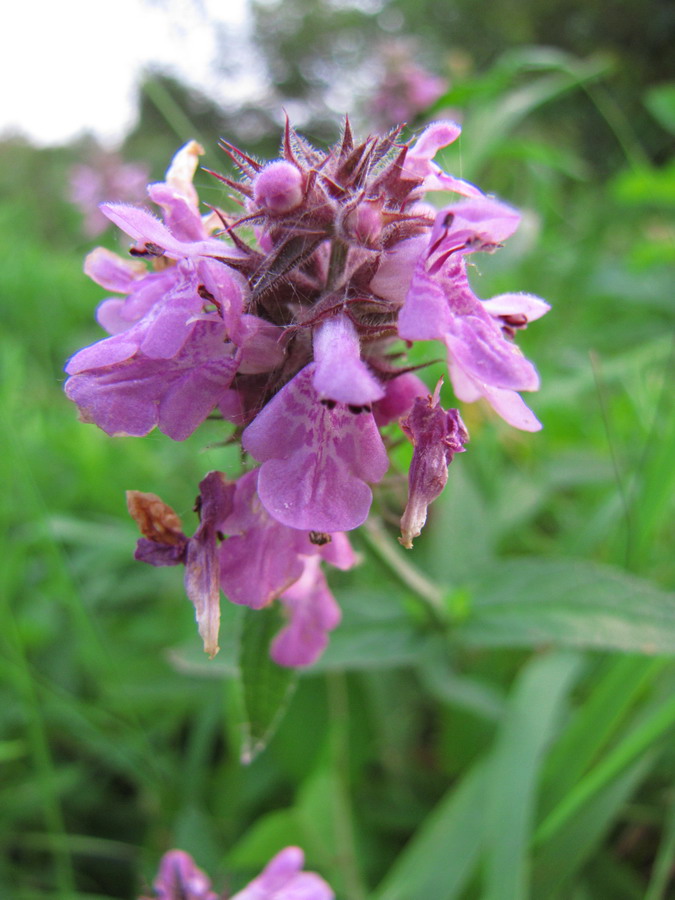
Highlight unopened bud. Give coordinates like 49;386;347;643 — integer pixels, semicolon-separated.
253;160;305;214
345;200;383;246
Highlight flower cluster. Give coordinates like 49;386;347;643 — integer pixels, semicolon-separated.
65;120;548;667
367;41;447;131
69;149;150;236
142;847;333;900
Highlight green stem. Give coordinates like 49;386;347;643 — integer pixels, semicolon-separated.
362;518;449;629
327;673;367;900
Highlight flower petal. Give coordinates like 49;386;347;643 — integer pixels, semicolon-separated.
312;315;384;406
271;557;342;668
242;366;389;532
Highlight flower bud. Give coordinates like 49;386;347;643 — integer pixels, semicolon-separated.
343;200;383;246
252;160;304;214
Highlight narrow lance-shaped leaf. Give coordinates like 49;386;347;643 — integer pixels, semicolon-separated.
238;605;298;764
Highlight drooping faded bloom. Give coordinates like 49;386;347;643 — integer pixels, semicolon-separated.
399;380;469;549
142;846;333;900
65;119;547;666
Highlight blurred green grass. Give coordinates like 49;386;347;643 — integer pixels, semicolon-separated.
1;49;674;899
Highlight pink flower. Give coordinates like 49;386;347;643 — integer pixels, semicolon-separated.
67;119;550;668
398;198;550;430
231;847;334;900
144;850;218;900
242;365;389;533
143;847;333;900
69;151;149;237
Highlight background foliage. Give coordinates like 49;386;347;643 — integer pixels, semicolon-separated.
1;0;674;897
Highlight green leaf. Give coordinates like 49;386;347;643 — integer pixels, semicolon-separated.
645;82;675;134
372;761;488;900
645;779;675;900
483;651;583;900
611;160;675;207
536;691;675;847
226;807;305;869
439;54;612;178
457;558;675;655
540;656;665;815
532;756;654;898
238;606;298;763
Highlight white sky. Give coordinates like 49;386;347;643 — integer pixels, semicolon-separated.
2;0;261;146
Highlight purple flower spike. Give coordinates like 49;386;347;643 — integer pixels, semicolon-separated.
231;846;334;900
242;365;389;532
312;314;384;406
67;121;549;669
145;850;218;900
399;381;468;548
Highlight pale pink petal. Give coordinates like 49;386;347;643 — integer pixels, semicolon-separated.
271;558;342;668
312;315;384;405
369;235;427;304
101;203;227;259
231;846;334;900
407;121;461;162
449;360;542;431
479;382;543;431
427;197;521;259
482;292;551;322
83;247;145;292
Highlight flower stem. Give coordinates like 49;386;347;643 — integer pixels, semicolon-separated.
362;517;449;629
327;672;367;900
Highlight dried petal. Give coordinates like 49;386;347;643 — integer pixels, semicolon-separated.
399;384;468;548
